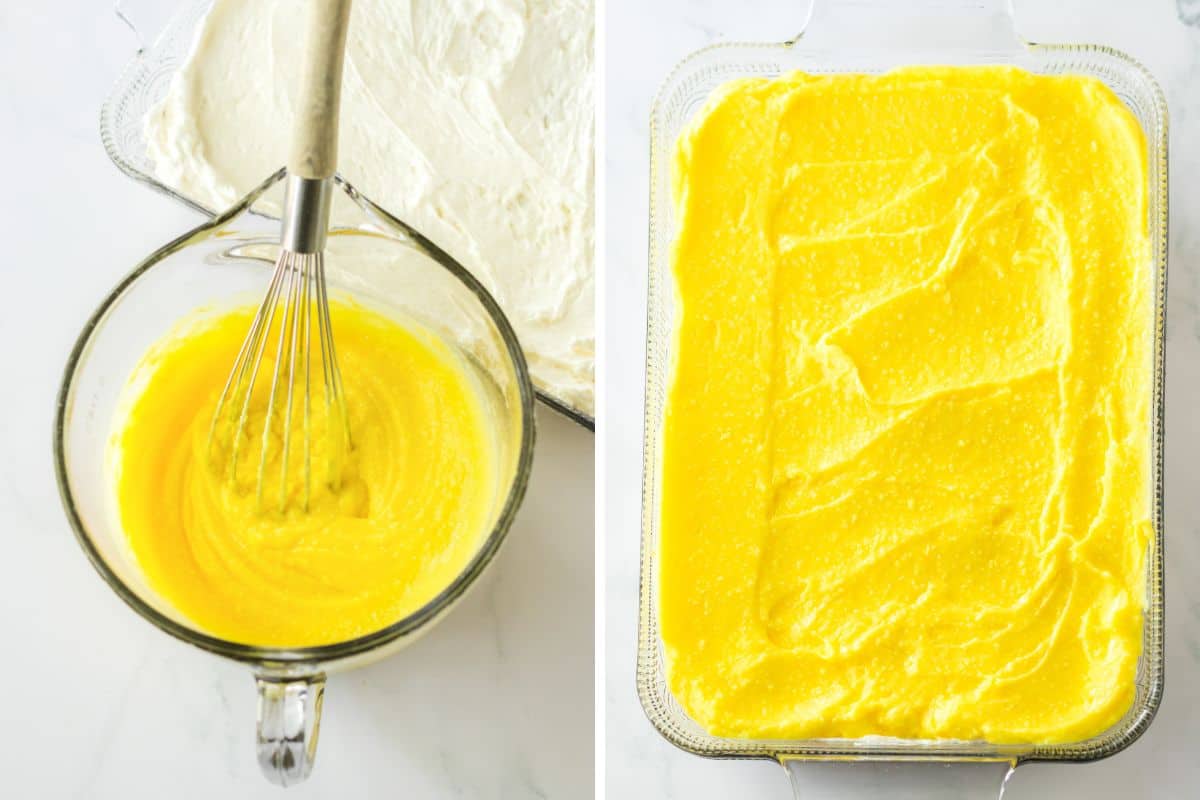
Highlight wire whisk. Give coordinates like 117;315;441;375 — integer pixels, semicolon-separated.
206;0;355;512
207;248;351;511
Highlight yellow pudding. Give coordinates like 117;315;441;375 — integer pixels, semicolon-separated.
661;67;1151;743
114;302;497;647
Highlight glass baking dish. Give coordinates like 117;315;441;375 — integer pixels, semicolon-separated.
98;0;594;431
637;0;1167;786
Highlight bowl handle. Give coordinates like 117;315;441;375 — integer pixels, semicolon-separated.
255;673;327;786
783;760;1017;799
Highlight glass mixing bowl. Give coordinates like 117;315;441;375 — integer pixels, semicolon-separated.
53;169;536;786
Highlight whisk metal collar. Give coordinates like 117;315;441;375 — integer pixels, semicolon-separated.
281;174;333;254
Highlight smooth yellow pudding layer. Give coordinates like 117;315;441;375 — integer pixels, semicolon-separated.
115;303;496;647
662;67;1152;743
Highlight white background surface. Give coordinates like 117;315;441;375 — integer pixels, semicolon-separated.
605;0;1200;798
0;3;594;798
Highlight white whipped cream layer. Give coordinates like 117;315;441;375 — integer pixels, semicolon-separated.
145;0;595;415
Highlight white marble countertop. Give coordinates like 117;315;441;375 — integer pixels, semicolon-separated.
605;0;1200;797
0;3;594;798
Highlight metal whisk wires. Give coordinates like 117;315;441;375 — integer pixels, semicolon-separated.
207;248;350;512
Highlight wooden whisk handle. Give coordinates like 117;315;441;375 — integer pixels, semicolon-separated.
289;0;353;180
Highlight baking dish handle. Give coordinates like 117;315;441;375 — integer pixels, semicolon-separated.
255;672;327;787
783;760;1017;799
797;0;1024;52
